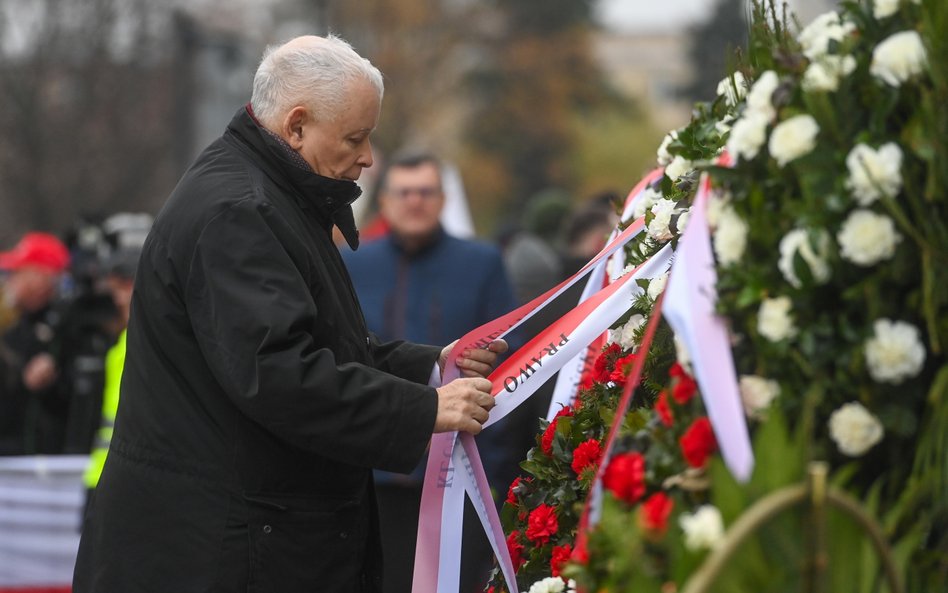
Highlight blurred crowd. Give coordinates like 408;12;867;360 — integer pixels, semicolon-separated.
0;213;152;457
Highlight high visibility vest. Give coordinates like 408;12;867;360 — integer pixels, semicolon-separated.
83;329;126;489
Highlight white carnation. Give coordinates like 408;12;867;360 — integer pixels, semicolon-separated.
769;114;820;167
726;111;770;163
610;314;645;350
657;130;679;166
647;198;679;242
677;209;691;235
778;229;832;287
865;319;926;384
632;186;663;220
717;71;748;107
680;505;725;551
798;11;857;60
758;296;797;342
802;55;857;92
871;30;928;87
665;155;693;182
837;209;902;266
715;114;735;135
647;273;669;300
739;375;780;420
712;205;749;266
745;70;780;121
873;0;900;19
528;576;567;593
845;143;904;205
829;402;884;456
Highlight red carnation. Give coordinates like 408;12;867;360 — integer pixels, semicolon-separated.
541;407;573;455
571;439;602;477
669;362;686;378
679;417;718;468
638;492;674;534
609;353;637;386
655;390;673;427
526;503;559;545
602;451;646;504
592;343;622;383
550;544;572;577
506;476;522;505
672;372;697;404
506;530;525;570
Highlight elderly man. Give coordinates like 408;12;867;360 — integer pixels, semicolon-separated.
73;35;504;593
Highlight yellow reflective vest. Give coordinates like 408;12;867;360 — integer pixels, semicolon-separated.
83;329;126;489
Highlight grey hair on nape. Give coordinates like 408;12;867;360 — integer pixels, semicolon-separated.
250;33;384;128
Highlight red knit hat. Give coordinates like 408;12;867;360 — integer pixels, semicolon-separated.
0;232;70;273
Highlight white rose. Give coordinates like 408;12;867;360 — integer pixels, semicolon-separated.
665;155;693;182
845;143;904;205
778;228;832;287
769;114;820;167
680;505;725;551
657;130;679;166
758;296;797;342
829;402;884;456
647;198;679;242
712;205;749;266
726;111;770;162
865;319;926;384
874;0;900;19
647;273;669;300
715;114;735;135
632;186;663;220
871;30;928;87
739;375;780;420
677;209;691;235
717;71;748;107
798;11;857;59
802;55;858;92
745;70;780;121
528;577;567;593
706;191;730;229
837;209;902;266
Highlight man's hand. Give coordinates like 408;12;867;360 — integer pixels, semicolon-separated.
439;338;508;379
433;377;496;435
23;353;58;392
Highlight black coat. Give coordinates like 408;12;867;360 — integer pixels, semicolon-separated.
73;107;440;593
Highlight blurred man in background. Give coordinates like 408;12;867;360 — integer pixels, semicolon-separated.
0;232;71;454
343;152;519;593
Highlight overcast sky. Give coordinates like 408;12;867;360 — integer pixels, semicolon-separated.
595;0;714;32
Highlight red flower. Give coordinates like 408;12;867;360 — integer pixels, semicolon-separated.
526;503;559;545
655;390;673;427
541;407;573;455
609;353;637;386
506;477;522;505
550;544;572;577
602;451;646;504
572;539;589;564
506;530;525;570
672;372;697;405
592;343;622;383
638;492;674;534
669;362;686;378
679;417;718;468
571;439;602;477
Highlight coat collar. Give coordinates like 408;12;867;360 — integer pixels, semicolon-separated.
224;105;362;250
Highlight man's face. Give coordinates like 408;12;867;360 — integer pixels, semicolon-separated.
6;267;58;313
378;162;445;243
297;77;380;181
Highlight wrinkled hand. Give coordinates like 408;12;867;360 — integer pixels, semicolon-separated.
23;353;58;392
434;377;496;435
438;338;508;379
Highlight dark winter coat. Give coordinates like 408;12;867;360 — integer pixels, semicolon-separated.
73;107;441;593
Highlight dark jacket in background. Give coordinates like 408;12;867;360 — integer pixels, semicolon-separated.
73;107;441;593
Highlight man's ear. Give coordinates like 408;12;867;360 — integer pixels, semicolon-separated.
281;106;309;150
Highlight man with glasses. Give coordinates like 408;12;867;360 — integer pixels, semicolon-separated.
344;152;519;593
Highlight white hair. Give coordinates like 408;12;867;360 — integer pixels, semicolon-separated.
250;34;384;128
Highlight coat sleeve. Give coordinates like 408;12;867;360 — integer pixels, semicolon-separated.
184;199;437;472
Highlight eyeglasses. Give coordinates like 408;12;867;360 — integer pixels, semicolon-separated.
384;186;442;200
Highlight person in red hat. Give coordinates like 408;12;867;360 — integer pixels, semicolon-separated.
0;231;71;455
